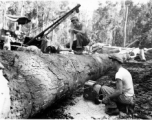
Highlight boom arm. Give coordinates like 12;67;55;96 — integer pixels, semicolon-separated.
26;4;81;45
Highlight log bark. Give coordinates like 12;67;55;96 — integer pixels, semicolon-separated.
92;45;121;54
0;50;114;119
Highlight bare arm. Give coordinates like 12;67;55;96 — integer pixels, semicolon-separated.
108;78;123;99
72;28;85;34
70;32;74;50
71;24;86;34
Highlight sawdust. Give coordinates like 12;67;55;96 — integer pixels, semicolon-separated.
64;96;118;120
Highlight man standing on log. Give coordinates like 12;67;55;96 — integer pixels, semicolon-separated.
66;16;90;54
101;54;135;116
3;32;15;50
139;39;146;61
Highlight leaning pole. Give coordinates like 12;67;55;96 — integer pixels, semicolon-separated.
0;50;114;119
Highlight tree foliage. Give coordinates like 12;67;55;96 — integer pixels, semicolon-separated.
92;0;152;47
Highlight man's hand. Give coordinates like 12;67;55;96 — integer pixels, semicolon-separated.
109;81;116;86
102;96;110;104
122;88;130;93
70;29;78;34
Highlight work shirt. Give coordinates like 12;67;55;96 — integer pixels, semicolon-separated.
115;67;134;97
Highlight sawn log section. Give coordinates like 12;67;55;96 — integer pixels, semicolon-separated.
0;51;113;119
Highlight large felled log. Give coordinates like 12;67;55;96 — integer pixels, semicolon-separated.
92;45;121;54
92;45;134;55
0;50;114;119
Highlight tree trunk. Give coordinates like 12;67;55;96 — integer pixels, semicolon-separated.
3;1;6;29
0;51;114;119
124;5;129;47
19;1;24;32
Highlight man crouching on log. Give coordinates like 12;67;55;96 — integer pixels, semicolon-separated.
66;16;90;54
101;54;135;117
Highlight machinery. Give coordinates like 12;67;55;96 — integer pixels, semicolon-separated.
0;4;81;51
24;4;81;49
83;80;103;104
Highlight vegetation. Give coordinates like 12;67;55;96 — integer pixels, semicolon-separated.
1;0;152;47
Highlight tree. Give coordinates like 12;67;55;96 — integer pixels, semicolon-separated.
123;0;132;47
92;1;124;46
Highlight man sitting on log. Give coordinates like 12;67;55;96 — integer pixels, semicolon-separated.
101;54;135;117
66;16;90;54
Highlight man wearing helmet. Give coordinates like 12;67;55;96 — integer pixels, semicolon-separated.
66;16;90;54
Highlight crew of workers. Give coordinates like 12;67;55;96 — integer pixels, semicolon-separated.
0;16;147;118
0;14;150;118
67;16;139;118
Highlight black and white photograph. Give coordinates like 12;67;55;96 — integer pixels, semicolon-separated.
0;0;152;119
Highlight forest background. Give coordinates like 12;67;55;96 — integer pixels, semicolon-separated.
0;0;152;47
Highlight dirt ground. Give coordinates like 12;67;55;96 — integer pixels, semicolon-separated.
32;57;152;119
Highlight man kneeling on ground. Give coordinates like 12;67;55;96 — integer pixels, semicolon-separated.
101;54;135;116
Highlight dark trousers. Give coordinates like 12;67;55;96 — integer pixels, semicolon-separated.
41;39;47;53
66;33;90;51
101;85;135;113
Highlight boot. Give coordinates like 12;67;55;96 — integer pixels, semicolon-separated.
105;108;119;116
104;101;117;109
74;48;83;55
